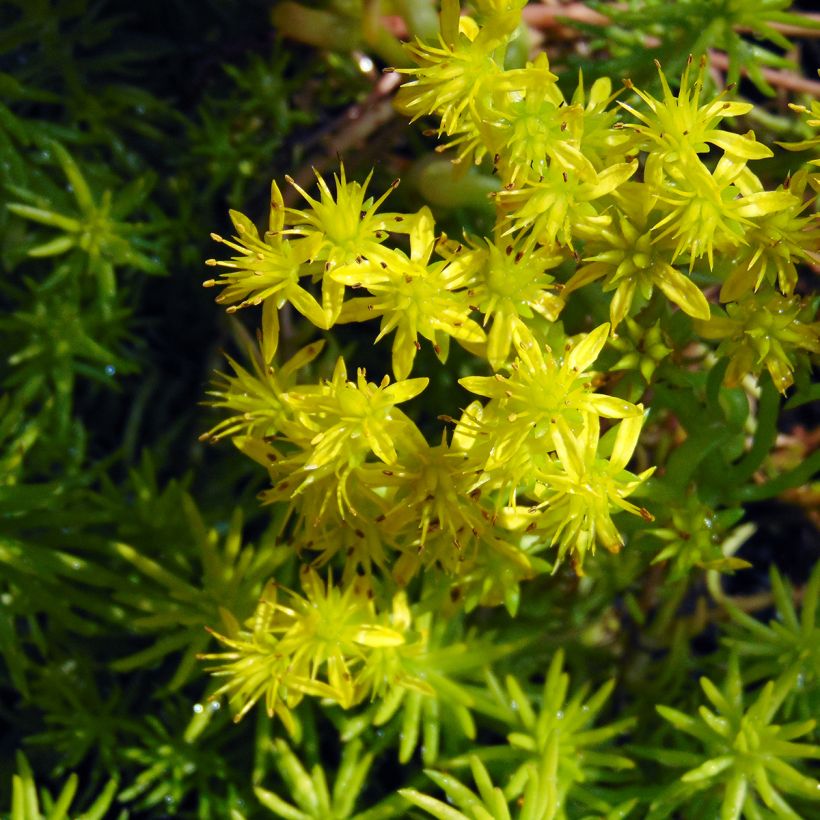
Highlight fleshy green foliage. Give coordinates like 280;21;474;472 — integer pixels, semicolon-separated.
109;497;290;691
6;139;164;295
187;53;312;209
568;0;820;95
195;2;818;816
1;1;819;818
253;738;406;819
694;290;819;392
400;650;638;819
400;752;563;820
9;753;120;820
723;562;820;718
645;495;751;580
492;649;635;815
651;659;820;819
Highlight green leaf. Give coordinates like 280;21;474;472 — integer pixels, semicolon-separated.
27;235;75;257
50;140;95;214
6;203;80;231
399;789;469;820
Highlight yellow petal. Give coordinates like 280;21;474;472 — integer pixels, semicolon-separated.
287;285;330;328
487;310;513;371
392;323;417;381
735;191;798;219
584;161;638;199
459;375;506;398
567;323;610;373
586;393;641;419
261;298;280;364
229;209;260;241
281;339;325;379
709;131;772;160
654;264;710;319
365;419;399;464
382;377;429;404
551;416;585;482
269;180;285;234
609;411;644;473
351;624;406;647
409;206;436;264
337;297;380;323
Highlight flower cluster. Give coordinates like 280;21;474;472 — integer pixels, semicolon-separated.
201;566;512;742
397;28;818;385
200;0;818;749
204;153;657;589
200;567;408;729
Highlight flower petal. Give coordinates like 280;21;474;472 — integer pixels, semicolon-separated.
609;411;645;473
567;323;610;373
709;132;772;160
655;264;711;320
382;377;430;404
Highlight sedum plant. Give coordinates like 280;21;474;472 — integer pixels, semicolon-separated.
1;1;819;818
722;561;820;720
192;1;820;817
650;659;820;819
8;753;119;820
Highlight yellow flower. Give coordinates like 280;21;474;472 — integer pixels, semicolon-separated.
201;332;324;443
650;152;793;271
720;170;820;302
201;568;405;726
378;434;488;575
467;232;564;369
617;57;795;274
530;412;655;572
494;157;637;250
204;193;327;327
481;61;623;187
282;167;400;324
262;357;428;518
335;207;485;379
564;183;710;328
393;0;522;138
205;169;402;328
619;55;771;165
456;50;571;177
460;323;641;490
285;358;428;465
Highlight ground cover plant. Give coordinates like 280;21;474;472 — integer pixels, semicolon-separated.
1;1;819;818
